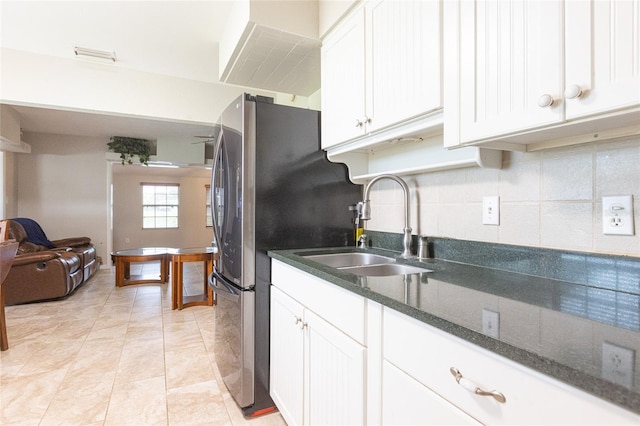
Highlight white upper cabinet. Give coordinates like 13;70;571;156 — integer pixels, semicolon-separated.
564;0;640;119
321;7;367;147
366;0;442;133
457;0;564;142
445;0;640;151
321;0;442;149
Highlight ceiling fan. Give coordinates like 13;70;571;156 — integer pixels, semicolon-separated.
192;124;221;144
192;135;216;144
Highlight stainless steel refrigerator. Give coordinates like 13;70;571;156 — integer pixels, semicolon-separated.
208;94;362;417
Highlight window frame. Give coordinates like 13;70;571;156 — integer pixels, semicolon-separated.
140;182;180;229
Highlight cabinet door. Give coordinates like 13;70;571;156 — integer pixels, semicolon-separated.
305;309;366;425
367;0;442;132
382;361;481;426
458;0;564;142
270;287;304;426
564;0;640;119
321;7;366;149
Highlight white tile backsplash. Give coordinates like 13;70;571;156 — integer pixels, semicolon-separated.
540;202;593;250
542;148;594;201
499;202;540;246
365;137;640;256
499;157;541;202
595;140;640;198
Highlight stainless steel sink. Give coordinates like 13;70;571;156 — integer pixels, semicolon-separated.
341;263;433;277
301;251;432;277
302;252;395;268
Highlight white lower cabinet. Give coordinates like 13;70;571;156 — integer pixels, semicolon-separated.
270;286;305;425
382;360;480;425
383;307;639;425
270;260;639;425
270;262;366;426
305;308;365;425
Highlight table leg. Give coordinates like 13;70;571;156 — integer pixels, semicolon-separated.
0;288;8;351
205;258;214;306
115;259;125;287
202;260;208;295
161;255;169;283
177;261;183;309
171;259;178;310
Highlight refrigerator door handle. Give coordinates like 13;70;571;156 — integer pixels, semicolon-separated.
209;271;240;302
211;128;225;251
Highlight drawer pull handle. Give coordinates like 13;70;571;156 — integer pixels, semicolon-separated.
450;367;506;403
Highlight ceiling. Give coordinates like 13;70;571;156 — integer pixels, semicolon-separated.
0;0;237;142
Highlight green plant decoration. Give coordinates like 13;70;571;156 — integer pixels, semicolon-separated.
108;136;151;165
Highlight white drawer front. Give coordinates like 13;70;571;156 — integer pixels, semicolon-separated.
383;360;480;425
271;260;365;344
383;307;639;425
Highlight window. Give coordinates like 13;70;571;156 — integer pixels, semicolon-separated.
205;184;212;227
141;183;179;229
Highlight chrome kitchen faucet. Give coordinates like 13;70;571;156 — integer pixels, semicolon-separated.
360;174;414;258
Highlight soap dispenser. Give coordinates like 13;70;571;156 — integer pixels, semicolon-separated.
417;235;429;259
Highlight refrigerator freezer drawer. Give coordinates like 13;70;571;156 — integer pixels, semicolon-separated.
210;272;256;408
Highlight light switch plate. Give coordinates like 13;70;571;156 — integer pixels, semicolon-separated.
482;196;500;225
602;195;634;235
482;309;500;338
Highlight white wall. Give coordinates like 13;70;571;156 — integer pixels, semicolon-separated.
0;151;18;218
0;48;241;125
365;136;640;256
155;137;206;165
319;0;358;37
112;171;212;253
15;132;110;262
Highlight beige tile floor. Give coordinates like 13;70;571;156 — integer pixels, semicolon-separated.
0;262;287;426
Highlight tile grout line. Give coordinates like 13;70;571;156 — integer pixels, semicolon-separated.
96;281;137;426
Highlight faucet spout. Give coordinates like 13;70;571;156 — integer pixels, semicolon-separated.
361;174;413;258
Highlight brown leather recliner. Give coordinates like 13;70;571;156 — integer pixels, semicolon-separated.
3;220;87;305
49;235;99;281
10;218;99;283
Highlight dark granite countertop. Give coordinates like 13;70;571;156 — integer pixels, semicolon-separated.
268;238;640;415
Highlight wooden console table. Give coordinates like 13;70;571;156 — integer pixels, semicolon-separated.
170;247;217;310
111;247;170;287
111;247;218;309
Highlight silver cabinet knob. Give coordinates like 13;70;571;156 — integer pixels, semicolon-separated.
356;117;371;128
294;316;307;329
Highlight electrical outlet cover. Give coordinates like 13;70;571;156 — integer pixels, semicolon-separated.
602;195;634;236
602;341;635;389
